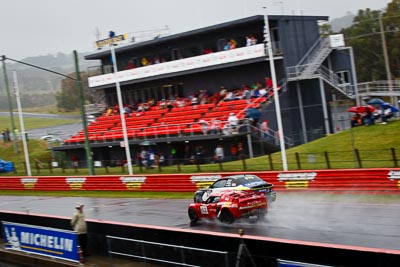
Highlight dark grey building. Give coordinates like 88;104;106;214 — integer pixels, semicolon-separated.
55;15;356;166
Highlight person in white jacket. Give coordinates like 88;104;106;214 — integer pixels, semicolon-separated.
71;203;88;256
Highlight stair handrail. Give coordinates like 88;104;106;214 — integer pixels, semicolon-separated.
297;37;329;66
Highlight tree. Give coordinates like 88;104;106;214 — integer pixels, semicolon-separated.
342;0;400;82
56;71;94;111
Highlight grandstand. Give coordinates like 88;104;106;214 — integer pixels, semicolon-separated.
53;15;357;167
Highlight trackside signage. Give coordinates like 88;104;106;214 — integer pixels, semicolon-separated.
277;172;317;189
2;221;79;263
20;178;38;189
120;176;146;189
190;175;222;189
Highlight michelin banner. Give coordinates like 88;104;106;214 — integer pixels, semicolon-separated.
2;221;79;262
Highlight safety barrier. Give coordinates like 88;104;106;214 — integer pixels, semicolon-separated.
0;168;399;192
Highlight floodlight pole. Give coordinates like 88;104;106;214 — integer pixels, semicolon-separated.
1;56;19;154
110;45;133;175
12;70;31;176
263;7;288;171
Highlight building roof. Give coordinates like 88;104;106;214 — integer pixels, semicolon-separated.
85;15;328;60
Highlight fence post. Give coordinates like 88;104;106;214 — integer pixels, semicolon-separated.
34;161;40;174
268;154;274;170
324;151;331;169
12;161;17;174
196;160;201;172
61;161;65;173
218;161;223;171
295;152;301;170
241;154;247;171
354;148;362;168
391;148;398;167
48;162;53;174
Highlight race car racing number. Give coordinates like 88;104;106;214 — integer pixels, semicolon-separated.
200;205;208;214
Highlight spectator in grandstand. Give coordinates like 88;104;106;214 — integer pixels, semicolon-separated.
127;60;135;69
250;35;258;45
224;90;235;102
228;113;239;132
199;120;209;135
190;95;199;106
229;39;237;49
153;57;160;64
176;97;186;108
214;145;224;163
245;35;252;47
209;119;221;134
241;84;251;103
265;77;273;89
166;99;174;112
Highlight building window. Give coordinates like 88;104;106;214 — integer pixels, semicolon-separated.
336;70;350;84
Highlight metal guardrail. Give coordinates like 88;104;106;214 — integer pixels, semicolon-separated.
106;235;230;267
358;80;400;97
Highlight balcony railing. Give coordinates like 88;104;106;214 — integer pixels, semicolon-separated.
88;44;268;88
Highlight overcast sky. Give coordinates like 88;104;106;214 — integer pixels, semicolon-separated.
0;0;392;60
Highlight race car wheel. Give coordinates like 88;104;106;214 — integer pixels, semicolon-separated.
188;208;199;223
218;209;235;224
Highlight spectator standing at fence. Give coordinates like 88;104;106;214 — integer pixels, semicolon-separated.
2;129;6;143
214;145;224;163
71;203;89;256
71;154;78;168
261;120;269;139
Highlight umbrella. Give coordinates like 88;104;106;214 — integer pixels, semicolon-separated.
381;103;399;113
139;140;156;146
367;98;384;105
347;105;374;113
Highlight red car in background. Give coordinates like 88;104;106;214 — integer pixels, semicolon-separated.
188;190;268;224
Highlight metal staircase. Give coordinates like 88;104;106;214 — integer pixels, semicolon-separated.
286;37;354;99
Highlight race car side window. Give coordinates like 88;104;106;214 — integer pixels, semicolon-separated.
211;179;226;188
225;179;232;187
206;196;220;203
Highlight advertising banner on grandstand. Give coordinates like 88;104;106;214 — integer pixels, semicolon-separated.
88;44;267;87
2;221;79;263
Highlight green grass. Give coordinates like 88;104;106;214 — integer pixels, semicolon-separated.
0;116;80;131
1;119;400;176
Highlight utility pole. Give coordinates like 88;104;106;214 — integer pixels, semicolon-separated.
74;51;95;175
1;56;18;154
379;13;393;104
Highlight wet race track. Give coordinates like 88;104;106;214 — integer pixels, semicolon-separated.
1;193;400;252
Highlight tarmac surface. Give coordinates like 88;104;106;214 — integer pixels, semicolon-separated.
1;193;400;252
